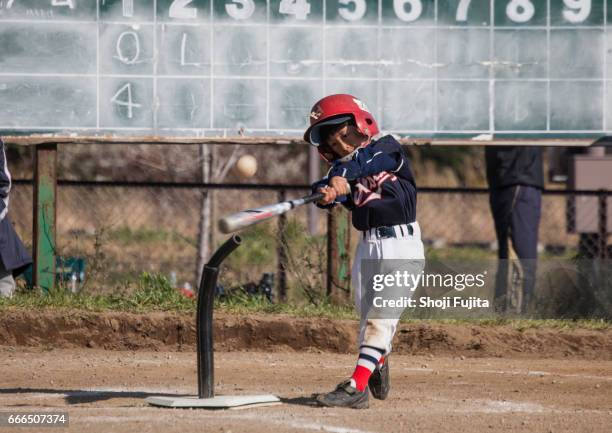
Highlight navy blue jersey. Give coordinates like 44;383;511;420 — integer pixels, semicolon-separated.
311;135;417;231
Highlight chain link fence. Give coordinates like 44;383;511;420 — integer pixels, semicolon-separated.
6;143;611;306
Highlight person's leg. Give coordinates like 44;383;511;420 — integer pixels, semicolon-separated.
318;224;425;407
317;237;375;409
509;186;541;313
359;227;425;391
352;238;379;350
489;187;517;311
0;259;16;298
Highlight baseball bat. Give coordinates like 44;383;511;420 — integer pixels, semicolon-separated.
218;192;325;233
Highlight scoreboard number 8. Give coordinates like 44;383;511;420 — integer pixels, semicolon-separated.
506;0;535;23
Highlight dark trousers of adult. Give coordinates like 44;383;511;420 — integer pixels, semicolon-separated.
489;185;541;314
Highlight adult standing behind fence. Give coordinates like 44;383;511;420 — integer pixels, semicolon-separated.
486;146;543;314
0;139;32;298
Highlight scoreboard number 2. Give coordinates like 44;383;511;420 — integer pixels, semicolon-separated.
169;0;198;18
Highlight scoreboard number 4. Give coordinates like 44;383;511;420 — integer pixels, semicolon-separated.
279;0;311;20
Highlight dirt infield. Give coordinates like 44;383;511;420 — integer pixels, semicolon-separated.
1;348;611;433
1;310;611;432
1;309;611;359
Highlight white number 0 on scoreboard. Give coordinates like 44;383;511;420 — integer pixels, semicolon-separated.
161;0;594;23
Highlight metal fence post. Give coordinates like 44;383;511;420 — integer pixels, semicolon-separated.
326;206;351;303
33;143;57;293
598;189;608;259
277;189;287;301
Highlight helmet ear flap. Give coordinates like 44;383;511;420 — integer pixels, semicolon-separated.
317;143;335;162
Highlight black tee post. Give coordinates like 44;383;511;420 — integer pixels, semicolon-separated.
196;234;242;399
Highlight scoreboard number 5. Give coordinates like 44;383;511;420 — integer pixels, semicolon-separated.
339;0;366;21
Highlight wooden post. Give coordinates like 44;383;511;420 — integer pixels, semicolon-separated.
277;189;287;302
308;146;320;235
326;206;351;303
196;144;213;287
598;190;608;259
33;143;57;293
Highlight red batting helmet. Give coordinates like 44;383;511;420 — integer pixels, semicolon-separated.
304;94;379;161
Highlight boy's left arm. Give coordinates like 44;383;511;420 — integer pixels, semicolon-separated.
327;139;406;181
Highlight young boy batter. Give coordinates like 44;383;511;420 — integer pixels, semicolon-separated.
305;94;424;409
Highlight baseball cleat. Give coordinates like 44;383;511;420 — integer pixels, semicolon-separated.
316;379;369;409
368;357;390;400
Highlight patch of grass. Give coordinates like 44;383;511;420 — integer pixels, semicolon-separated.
215;290;357;320
426;246;496;261
224;222;276;269
0;272;195;313
1;283;609;330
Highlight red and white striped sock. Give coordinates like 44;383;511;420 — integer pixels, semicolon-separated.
350;345;385;392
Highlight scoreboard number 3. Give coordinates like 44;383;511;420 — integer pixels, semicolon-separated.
226;0;255;20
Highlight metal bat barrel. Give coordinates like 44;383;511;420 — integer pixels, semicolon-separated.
218;192;325;233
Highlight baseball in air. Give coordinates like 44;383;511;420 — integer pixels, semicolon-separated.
235;154;258;178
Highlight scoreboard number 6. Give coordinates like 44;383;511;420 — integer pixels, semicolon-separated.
393;0;422;22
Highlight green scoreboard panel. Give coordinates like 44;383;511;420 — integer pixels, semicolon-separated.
0;0;608;139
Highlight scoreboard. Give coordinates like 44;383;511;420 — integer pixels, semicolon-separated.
0;0;609;139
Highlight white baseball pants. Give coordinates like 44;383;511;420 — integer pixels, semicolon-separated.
351;221;425;355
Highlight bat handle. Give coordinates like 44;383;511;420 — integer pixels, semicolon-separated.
301;192;325;205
